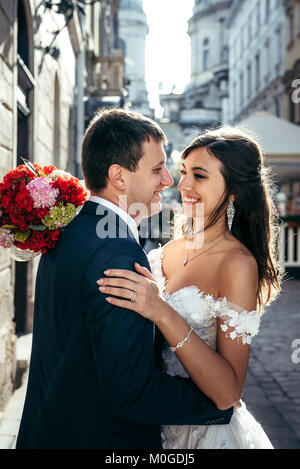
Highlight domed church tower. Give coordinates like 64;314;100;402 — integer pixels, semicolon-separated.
119;0;151;115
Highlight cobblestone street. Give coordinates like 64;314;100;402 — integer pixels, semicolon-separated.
243;278;300;449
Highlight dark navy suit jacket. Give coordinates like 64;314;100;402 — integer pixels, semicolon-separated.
16;201;233;449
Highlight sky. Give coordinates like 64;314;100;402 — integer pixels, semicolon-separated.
142;0;194;117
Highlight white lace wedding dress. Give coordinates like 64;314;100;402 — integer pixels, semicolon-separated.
148;247;273;450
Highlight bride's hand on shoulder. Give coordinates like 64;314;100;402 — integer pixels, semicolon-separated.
97;263;171;323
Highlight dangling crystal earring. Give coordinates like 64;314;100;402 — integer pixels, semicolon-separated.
227;200;235;231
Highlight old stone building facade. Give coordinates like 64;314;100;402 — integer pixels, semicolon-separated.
280;0;300;218
159;0;233;156
227;0;286;123
0;0;124;413
85;0;125;137
283;0;300;125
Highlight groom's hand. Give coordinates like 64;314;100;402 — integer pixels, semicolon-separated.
97;264;170;323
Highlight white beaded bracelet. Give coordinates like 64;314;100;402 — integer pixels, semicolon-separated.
170;327;194;353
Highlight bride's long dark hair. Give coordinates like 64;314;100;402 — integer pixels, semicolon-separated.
174;126;284;313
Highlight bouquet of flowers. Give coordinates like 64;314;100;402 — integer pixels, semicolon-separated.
0;159;88;260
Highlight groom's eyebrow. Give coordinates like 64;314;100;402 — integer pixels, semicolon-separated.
153;159;167;168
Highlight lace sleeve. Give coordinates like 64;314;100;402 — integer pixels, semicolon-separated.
209;297;261;345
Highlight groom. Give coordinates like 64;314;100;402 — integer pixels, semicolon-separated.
16;109;233;449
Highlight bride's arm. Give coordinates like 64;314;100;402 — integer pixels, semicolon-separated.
153;256;257;410
97;255;258;411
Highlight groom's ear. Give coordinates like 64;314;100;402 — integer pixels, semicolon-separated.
108;164;126;191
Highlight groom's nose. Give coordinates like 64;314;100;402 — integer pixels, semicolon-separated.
161;166;174;187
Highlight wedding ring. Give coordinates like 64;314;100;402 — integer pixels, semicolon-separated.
130;291;137;302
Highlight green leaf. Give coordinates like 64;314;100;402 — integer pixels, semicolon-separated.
29;224;47;231
1;224;18;230
20;158;40;177
14;230;31;242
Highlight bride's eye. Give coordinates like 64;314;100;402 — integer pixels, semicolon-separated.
180;170;205;180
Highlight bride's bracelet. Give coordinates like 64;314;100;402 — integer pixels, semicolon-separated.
170;327;194;353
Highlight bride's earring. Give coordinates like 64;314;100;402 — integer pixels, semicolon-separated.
227;200;235;231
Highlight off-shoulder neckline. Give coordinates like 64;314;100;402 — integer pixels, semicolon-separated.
150;246;257;314
154;246;227;302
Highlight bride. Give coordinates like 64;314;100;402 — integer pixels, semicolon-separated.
97;127;283;449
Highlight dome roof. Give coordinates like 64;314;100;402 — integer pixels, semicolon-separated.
120;0;143;10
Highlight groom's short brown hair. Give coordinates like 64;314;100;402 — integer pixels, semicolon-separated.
81;108;167;192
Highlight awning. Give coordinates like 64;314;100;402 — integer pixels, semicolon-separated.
237;112;300;181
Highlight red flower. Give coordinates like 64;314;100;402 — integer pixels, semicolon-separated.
15;190;34;211
52;178;87;207
0;162;87;254
42;165;57;175
0;193;12;210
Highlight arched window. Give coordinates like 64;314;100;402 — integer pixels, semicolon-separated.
203;38;210;71
54;74;61;167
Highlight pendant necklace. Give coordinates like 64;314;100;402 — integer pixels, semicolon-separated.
183;236;226;267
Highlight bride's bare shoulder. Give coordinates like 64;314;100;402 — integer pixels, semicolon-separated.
161;238;185;257
219;237;258;284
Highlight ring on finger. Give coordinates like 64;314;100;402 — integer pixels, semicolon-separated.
130;291;137;302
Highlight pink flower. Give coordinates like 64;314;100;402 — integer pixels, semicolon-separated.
0;229;15;248
26;177;59;209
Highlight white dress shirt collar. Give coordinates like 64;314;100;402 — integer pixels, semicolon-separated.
88;195;139;244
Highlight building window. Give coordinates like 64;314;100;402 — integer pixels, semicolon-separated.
248;14;252;43
266;0;270;23
18;0;30;69
203;38;210;71
54;74;60;168
255;53;260;91
241;29;244;53
274;95;281;118
219;18;225;61
240;72;244;107
265;40;271;82
288;8;295;46
247;63;252;99
257;0;261;30
290;96;296;123
276;26;282;69
113;65;120;89
232;82;237;117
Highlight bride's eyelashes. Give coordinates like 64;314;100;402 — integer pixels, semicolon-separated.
179;170;206;180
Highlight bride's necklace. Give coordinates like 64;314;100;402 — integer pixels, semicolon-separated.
183;236;226;267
